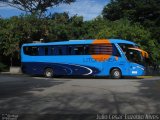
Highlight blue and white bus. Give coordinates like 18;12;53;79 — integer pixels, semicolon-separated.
21;39;147;78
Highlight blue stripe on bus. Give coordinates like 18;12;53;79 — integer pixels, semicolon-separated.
22;62;100;76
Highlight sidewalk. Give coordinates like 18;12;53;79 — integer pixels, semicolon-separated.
0;66;22;75
0;71;23;75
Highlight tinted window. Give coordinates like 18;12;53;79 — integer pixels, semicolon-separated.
50;46;67;55
68;46;72;55
126;49;143;65
112;44;121;57
23;44;120;56
73;46;84;55
90;43;112;55
23;46;39;56
23;46;50;56
44;47;48;55
67;45;89;55
50;47;55;55
118;43;135;53
58;47;62;55
84;45;90;55
90;44;120;56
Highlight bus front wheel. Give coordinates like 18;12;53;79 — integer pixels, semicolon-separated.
44;68;54;78
110;68;122;79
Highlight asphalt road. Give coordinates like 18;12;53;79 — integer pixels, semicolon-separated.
0;74;160;120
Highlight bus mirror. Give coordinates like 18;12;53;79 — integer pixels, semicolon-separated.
128;47;149;59
141;51;149;58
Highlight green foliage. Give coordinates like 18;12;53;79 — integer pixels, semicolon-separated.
0;17;22;57
0;10;159;66
102;0;160;43
18;14;50;42
102;0;160;22
0;62;6;72
82;18;148;41
102;0;160;62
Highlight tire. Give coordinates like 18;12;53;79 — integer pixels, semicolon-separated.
110;68;122;79
44;68;54;78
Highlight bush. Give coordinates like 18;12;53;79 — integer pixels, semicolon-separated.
0;62;7;72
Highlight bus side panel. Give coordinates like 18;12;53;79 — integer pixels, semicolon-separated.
22;62;68;75
21;62;100;76
99;56;130;76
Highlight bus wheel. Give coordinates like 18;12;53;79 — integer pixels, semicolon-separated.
44;68;53;78
110;68;121;79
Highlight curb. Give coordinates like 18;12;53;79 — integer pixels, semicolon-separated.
0;72;29;77
0;72;22;75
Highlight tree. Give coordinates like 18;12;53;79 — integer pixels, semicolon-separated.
102;0;160;22
102;0;160;42
18;14;50;42
47;13;85;40
102;0;160;62
68;15;84;39
1;0;75;17
0;15;52;67
0;17;22;66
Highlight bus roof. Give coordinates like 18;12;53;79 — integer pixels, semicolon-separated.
22;39;136;46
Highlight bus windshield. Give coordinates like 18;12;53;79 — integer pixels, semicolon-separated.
118;43;148;65
125;49;144;65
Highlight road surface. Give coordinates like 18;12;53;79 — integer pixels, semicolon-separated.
0;74;160;119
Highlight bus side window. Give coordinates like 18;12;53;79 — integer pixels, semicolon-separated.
24;46;39;56
44;47;48;55
58;47;62;55
54;47;58;55
84;45;89;55
56;46;65;55
73;46;84;55
31;47;39;56
90;44;112;55
61;46;67;55
38;47;45;56
78;46;84;55
68;46;72;55
50;47;54;55
112;44;121;57
37;46;48;56
23;47;31;55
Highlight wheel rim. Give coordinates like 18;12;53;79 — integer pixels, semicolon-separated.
114;71;120;77
46;71;52;77
45;69;53;77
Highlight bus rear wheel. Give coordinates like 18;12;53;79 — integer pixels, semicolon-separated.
44;68;54;78
110;68;122;79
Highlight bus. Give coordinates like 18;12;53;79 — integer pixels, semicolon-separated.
21;39;148;79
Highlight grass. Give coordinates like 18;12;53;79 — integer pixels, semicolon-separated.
137;76;153;79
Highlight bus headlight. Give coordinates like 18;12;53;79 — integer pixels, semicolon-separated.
136;66;144;70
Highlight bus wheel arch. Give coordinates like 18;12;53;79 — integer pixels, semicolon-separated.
44;67;54;78
110;67;122;79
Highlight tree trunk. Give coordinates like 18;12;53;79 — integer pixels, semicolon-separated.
10;56;12;67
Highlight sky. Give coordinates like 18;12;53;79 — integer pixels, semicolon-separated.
0;0;110;21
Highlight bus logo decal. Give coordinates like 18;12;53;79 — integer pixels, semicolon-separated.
91;39;113;62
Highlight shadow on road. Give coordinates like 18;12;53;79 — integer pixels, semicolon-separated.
54;75;140;80
0;75;160;120
0;76;66;98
